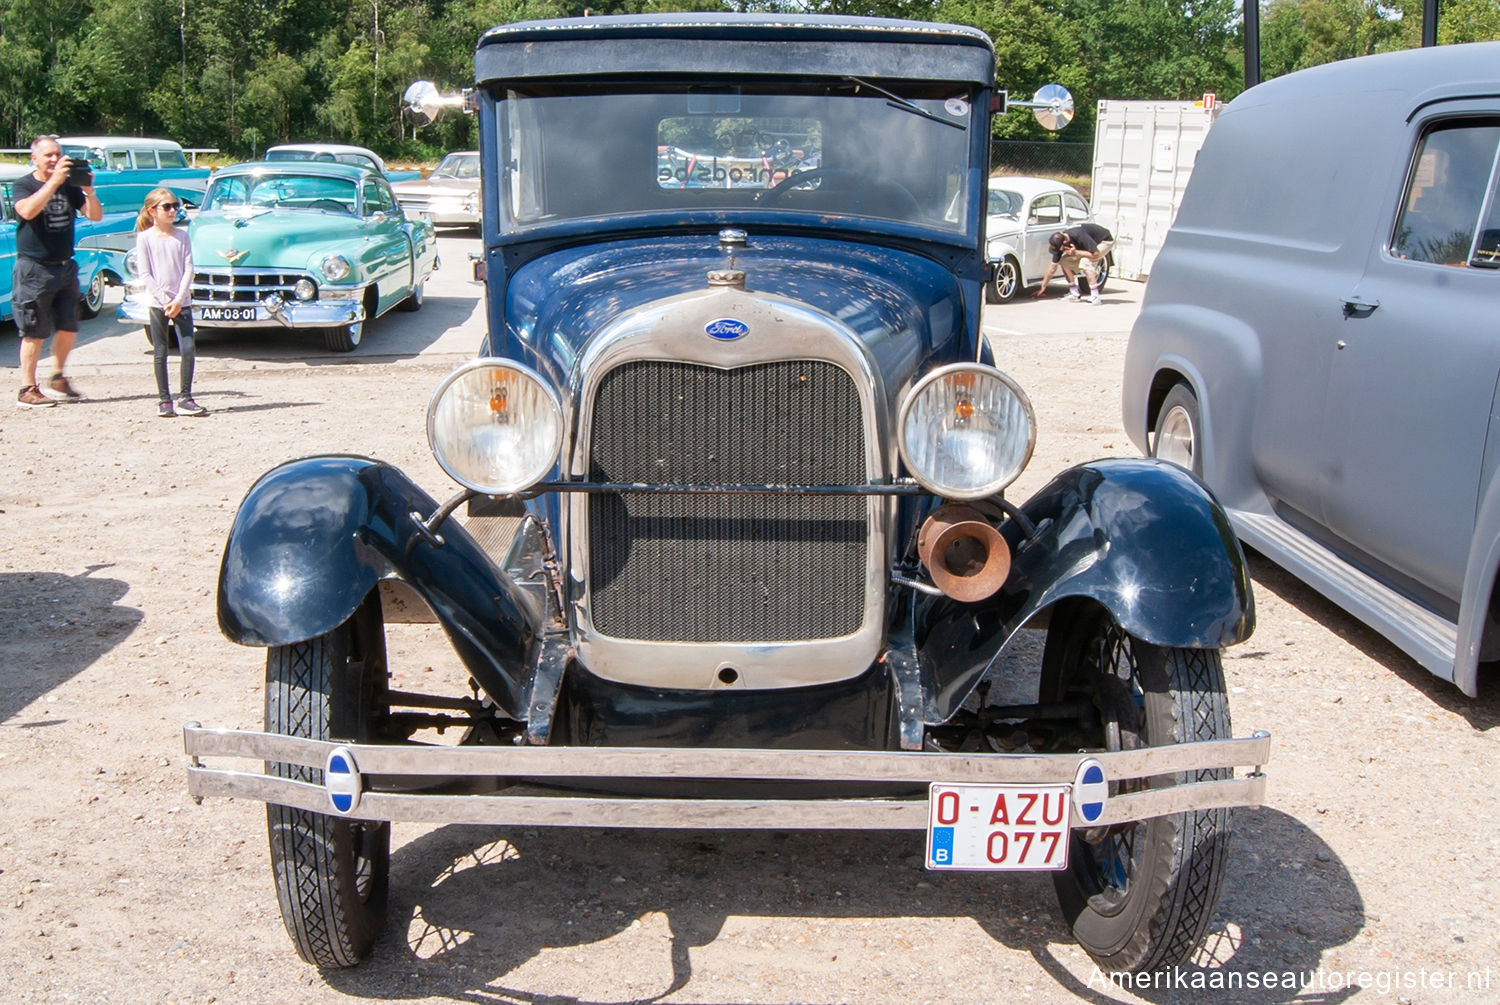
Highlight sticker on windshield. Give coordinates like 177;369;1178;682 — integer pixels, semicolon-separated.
945;97;970;117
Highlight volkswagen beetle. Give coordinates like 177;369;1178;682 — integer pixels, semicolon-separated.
184;13;1269;976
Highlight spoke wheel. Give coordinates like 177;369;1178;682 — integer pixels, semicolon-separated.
1041;600;1232;973
988;256;1021;303
265;593;391;967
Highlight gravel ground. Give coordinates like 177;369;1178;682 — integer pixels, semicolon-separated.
1;250;1497;1004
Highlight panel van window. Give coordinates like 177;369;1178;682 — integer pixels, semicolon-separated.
1392;120;1500;267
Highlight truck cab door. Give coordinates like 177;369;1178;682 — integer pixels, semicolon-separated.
1320;108;1500;602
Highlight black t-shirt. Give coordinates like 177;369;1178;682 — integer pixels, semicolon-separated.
12;173;85;263
1051;222;1113;262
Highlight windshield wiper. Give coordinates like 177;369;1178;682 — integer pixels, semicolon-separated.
843;77;966;131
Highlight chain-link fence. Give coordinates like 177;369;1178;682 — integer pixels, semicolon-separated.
990;140;1094;190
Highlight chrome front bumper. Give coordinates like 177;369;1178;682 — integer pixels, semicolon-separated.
184;724;1270;830
117;293;365;329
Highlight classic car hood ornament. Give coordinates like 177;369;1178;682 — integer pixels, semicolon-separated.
218;247;250;264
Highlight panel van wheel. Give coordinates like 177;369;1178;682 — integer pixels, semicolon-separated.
265;594;391;968
78;271;105;320
396;281;424;312
1151;383;1202;476
988;256;1021;303
324;320;364;352
1041;601;1232;974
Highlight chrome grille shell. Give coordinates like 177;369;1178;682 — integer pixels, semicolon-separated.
193;268;312;304
565;285;892;691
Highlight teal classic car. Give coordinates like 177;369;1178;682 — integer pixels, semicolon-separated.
58;135;212;215
119;160;438;352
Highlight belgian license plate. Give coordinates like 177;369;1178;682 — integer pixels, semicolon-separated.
199;305;258;322
926;783;1071;870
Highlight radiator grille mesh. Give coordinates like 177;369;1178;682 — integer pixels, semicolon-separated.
587;360;868;642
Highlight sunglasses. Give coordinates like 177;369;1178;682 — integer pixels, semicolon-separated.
157;202;181;211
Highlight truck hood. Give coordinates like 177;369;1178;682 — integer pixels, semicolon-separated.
502;232;967;410
190;210;371;267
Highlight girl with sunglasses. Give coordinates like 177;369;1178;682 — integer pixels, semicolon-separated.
135;188;205;416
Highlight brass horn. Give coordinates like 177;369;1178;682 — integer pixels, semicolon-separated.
916;504;1011;603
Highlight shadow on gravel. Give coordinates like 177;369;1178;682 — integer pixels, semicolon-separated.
0;566;141;724
325;824;1066;1003
1244;552;1500;730
1026;807;1362;1004
318;805;1362;1005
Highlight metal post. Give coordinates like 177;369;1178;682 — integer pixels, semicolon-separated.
1244;0;1261;88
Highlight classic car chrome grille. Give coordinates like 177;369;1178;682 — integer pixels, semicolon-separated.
587;360;867;643
192;269;310;304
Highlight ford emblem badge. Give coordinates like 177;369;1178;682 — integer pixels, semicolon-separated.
705;318;749;341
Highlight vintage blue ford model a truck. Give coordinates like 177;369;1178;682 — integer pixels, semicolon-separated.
184;14;1270;975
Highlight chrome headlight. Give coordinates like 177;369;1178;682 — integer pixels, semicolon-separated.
292;278;317;301
897;363;1035;500
321;254;352;281
427;359;563;495
123;248;140;277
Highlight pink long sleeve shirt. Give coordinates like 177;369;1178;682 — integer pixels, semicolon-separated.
135;227;193;310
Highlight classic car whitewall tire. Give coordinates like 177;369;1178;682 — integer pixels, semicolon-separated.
78;271;105;320
1151;383;1202;477
264;594;391;968
324;320;364;353
987;256;1021;304
1041;601;1231;974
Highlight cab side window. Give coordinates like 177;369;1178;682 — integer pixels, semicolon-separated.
1392;119;1500;267
1064;193;1090;222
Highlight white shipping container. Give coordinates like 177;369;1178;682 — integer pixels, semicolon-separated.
1089;99;1220;280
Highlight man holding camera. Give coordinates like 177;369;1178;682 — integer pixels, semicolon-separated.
13;135;102;408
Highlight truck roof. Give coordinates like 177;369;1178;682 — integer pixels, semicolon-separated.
475;13;995;87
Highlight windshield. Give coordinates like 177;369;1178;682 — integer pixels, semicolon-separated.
202;173;359;214
499;81;976;233
988;189;1023;217
433;153;480;180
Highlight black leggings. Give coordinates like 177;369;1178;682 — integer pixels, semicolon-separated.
148;307;196;402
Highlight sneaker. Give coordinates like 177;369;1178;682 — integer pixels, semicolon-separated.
158;400;176;418
17;385;55;409
41;373;81;401
1089;294;1102;304
176;397;208;417
1064;291;1081;302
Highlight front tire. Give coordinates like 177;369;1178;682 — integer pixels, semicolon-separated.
324;320;364;353
396;281;424;312
265;594;391;967
987;256;1021;303
1041;601;1232;973
1151;383;1202;476
78;271;105;320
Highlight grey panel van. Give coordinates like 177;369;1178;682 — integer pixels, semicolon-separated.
1124;41;1500;696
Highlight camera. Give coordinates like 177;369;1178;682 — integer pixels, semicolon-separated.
66;160;93;186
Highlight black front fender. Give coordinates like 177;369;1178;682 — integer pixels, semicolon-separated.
217;455;541;718
915;457;1253;720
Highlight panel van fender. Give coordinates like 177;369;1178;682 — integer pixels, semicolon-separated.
1125;301;1265;511
914;457;1254;721
217;455;541;717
